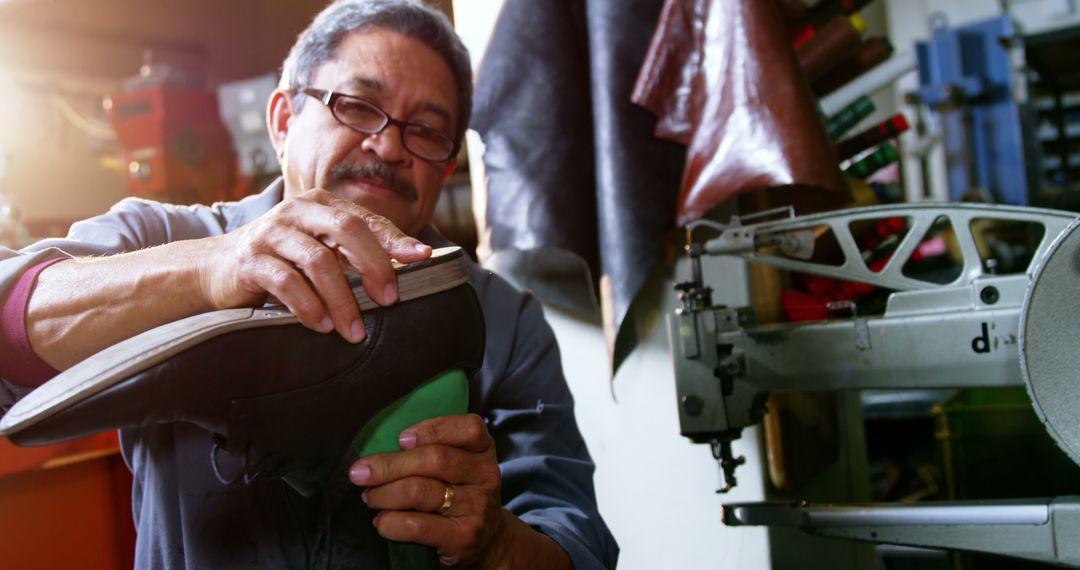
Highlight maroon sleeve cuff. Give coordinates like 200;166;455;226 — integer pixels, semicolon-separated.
0;257;68;387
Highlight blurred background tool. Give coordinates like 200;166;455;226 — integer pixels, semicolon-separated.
216;73;280;200
911;15;1039;206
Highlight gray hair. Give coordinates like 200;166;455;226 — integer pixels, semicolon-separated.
280;0;472;144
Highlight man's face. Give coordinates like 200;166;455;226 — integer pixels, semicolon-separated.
270;29;459;236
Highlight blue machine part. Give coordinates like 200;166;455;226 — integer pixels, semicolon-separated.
915;15;1031;205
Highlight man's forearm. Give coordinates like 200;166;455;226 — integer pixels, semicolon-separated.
26;238;217;370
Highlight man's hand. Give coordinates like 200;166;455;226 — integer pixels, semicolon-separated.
349;414;572;569
199;188;431;343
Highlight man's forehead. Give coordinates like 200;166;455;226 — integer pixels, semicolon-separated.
318;30;458;123
337;75;384;94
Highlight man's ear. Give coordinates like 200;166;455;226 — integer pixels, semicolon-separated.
267;89;296;159
442;158;458;181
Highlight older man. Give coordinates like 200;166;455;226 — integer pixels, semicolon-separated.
0;1;618;568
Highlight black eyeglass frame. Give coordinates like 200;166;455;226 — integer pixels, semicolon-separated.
297;87;460;162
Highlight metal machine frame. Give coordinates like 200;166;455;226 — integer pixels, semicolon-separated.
668;203;1080;565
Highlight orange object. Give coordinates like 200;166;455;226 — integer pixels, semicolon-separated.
106;88;235;205
0;434;134;570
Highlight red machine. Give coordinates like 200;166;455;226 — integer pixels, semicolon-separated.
106;65;235;205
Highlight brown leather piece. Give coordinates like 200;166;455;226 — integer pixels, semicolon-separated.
632;0;849;226
631;0;700;146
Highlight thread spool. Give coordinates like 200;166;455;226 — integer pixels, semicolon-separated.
824;95;876;140
798;13;867;83
844;143;899;179
836;114;910;161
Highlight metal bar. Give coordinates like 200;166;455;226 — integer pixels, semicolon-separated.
724;498;1052;527
723;497;1080;567
701;204;1076;292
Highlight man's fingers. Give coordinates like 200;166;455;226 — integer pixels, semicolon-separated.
373;510;483;563
267;233;364;342
372;511;451;548
353;207;432;263
350;444;497;488
398;414;493;454
311;191;430;263
247;256;332;334
281;191;435;306
297;203;399;307
271;195;397;306
319;201;430;306
362;476;468;514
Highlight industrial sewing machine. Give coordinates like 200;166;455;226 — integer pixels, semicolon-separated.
668;203;1080;566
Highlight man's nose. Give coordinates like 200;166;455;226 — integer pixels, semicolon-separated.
360;123;410;164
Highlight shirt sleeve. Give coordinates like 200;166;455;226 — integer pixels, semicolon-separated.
470;269;619;569
0;249;75;410
0;257;67;388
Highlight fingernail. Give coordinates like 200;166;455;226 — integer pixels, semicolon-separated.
414;242;429;253
350;464;371;483
398;433;416;450
351;320;366;343
361;489;369;504
319;316;334;333
383;283;398;305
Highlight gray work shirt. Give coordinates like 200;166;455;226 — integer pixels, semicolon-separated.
0;180;618;569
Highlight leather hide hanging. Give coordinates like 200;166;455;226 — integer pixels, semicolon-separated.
472;0;848;375
632;0;849;226
472;0;686;374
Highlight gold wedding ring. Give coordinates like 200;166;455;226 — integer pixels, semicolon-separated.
439;484;455;514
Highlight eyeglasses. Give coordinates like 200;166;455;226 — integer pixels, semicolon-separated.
297;87;459;162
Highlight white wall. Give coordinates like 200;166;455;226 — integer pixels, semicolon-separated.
543;258;770;570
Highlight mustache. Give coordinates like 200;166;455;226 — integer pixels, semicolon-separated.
329;162;418;202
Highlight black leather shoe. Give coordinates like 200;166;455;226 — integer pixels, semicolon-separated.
0;247;484;492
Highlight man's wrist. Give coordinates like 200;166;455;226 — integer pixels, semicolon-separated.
486;509;572;570
184;235;235;313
